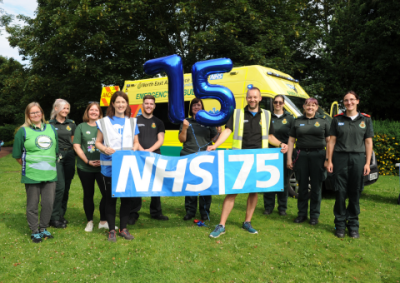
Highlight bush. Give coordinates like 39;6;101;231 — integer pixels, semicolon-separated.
0;124;19;143
372;120;400;176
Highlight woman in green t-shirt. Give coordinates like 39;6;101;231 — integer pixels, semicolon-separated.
73;102;111;232
12;102;58;243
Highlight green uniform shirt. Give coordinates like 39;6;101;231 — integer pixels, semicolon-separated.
271;111;295;146
12;123;59;184
329;112;374;152
289;114;330;148
179;117;218;154
49;118;76;149
73;123;101;172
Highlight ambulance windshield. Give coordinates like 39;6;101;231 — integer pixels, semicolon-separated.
284;96;304;117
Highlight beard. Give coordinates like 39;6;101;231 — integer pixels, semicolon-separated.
248;102;258;111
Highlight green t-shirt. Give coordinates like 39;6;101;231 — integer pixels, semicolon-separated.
73;123;101;172
179;117;218;154
12;123;59;184
329;112;374;152
289;114;330;149
271;111;295;146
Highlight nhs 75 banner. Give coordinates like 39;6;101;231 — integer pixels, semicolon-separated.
111;148;284;197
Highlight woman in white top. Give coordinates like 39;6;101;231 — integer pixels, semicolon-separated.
95;91;139;242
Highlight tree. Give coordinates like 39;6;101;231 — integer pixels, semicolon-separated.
1;0;315;122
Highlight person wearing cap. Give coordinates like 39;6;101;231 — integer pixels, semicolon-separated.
263;95;295;216
207;87;288;238
287;98;330;226
49;99;76;228
325;91;373;239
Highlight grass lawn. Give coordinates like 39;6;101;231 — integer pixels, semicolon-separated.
1;154;400;282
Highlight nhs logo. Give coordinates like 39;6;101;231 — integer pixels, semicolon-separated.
111;148;284;197
209;73;224;80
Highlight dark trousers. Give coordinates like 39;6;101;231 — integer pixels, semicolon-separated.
102;175;132;231
130;197;162;220
185;196;212;217
77;168;106;222
333;152;365;231
51;149;75;221
25;182;56;232
264;153;290;212
295;149;326;219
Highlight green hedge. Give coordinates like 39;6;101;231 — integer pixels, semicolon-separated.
0;124;19;143
373;120;400;176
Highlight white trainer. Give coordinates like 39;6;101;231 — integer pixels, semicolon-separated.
85;221;94;232
98;222;118;230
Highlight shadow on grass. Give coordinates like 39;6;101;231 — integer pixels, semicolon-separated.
360;192;399;205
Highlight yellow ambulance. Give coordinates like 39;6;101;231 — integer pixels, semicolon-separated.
100;65;339;157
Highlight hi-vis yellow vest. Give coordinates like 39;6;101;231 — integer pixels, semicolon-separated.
232;109;271;149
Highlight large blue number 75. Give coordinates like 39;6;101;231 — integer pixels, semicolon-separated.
143;55;235;126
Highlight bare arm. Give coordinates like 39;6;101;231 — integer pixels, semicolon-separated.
95;130;115;155
132;135;139;151
324;136;336;173
364;138;373;176
16;158;22;165
73;144;100;167
207;128;232;151
144;132;164;152
286;137;296;170
178;119;190;143
268;134;288;153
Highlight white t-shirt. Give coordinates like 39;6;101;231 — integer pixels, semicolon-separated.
349;114;359;120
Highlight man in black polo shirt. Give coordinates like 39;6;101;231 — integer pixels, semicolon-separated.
129;95;169;224
207;87;288;238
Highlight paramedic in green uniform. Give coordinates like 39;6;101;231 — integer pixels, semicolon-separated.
287;98;330;225
179;98;221;221
263;95;295;216
49;99;76;228
12;102;58;243
325;91;373;239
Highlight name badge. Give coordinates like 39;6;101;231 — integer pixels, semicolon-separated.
338;122;344;126
299;124;305;127
244;120;249;123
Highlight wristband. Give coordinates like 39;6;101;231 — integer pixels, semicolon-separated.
87;159;90;164
279;142;282;147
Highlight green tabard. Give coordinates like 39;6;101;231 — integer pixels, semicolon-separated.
49;118;76;149
329;112;374;152
289;114;330;148
73;123;101;172
12;124;58;184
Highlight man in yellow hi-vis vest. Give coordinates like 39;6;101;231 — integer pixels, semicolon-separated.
207;87;288;238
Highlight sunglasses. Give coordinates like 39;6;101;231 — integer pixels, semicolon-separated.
273;101;284;105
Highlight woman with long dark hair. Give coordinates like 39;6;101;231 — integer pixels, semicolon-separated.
95;91;139;242
325;91;373;238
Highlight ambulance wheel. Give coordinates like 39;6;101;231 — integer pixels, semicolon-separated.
288;172;310;199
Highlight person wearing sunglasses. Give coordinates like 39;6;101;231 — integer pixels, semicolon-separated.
263;95;295;216
287;98;330;226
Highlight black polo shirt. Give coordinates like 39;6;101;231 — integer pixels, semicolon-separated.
225;106;275;149
49;118;76;149
329;112;374;153
137;115;165;154
289;114;330;149
271;111;295;146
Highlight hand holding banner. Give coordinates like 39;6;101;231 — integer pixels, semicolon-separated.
111;148;284;197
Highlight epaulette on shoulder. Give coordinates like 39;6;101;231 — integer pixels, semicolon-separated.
334;113;344;117
361;113;370;118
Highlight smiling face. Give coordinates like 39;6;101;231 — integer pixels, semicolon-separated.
246;89;261;111
303;102;318;117
56;104;70;118
191;101;203;117
142;98;156;115
343;93;359;112
273;96;285;112
29;106;43;125
88;104;100;121
113;96;128;116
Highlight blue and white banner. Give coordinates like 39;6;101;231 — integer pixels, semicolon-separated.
111;148;284;197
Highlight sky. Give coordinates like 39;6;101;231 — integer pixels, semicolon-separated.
0;0;37;63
